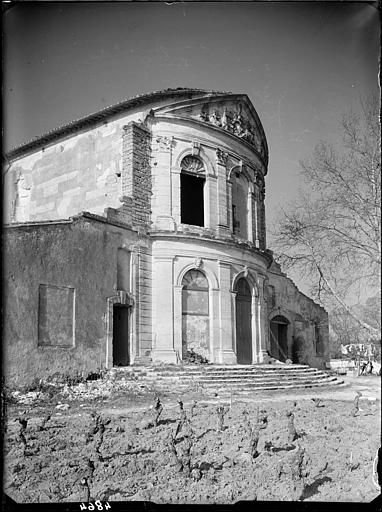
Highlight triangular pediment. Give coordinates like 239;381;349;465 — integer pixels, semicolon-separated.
153;94;268;160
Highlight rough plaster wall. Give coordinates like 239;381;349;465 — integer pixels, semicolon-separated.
267;272;329;369
3;218;140;386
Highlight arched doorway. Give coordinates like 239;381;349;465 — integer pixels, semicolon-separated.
269;315;289;362
235;278;252;364
181;269;209;359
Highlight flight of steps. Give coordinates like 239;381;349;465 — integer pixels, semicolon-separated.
113;364;345;396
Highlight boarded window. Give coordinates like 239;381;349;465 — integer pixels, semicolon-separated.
182;269;209;316
38;284;75;347
182;269;209;358
180;156;205;227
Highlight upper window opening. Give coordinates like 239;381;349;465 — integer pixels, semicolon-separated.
180;155;205;227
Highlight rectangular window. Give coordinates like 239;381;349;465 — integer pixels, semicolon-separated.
38;284;75;347
181;173;205;227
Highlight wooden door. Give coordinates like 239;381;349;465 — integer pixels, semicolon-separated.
235;278;252;364
113;305;130;366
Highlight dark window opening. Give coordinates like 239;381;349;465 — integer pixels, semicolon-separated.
181;173;205;227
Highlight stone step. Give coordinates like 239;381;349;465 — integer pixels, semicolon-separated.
147;369;323;379
149;375;332;384
112;364;343;391
150;379;345;393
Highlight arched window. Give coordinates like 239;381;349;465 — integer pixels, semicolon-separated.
181;269;209;358
180;156;205;227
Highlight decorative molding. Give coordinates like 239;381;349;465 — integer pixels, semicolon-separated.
192;141;201;156
216;148;229;166
198;105;265;156
155;135;173;151
194;257;203;269
180;155;205;175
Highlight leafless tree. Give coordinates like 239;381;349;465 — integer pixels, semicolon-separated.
272;96;381;337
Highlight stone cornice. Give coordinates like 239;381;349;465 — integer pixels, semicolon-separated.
150;231;273;266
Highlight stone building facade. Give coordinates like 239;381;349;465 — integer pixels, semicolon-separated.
3;88;329;386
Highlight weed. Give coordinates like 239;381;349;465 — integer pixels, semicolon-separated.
216;406;227;432
286;411;299;443
352;392;362;416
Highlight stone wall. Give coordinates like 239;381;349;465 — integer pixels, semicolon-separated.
266;267;329;369
3;215;144;386
122;122;152;229
3;118;142;224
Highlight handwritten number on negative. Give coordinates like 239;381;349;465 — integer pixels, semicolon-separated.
80;503;111;510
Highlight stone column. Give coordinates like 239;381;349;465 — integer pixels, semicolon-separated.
171;166;181;226
259;180;266;249
130;250;139;362
256;275;269;362
210;287;220;363
173;284;183;359
227;180;233;232
152;135;174;230
216;261;236;363
151;256;177;363
247;186;254;244
253;184;260;248
204;173;216;229
216;149;230;237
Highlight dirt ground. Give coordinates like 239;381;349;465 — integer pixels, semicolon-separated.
3;375;381;504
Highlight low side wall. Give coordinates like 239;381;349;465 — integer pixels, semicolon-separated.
266;268;330;370
3;216;143;387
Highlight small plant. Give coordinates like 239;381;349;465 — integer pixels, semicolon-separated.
216;406;227;432
174;399;188;438
37;413;52;432
311;398;323;408
286;411;299;443
351;391;362;416
190;400;197;418
154;397;163;426
17;415;28;455
167;430;194;476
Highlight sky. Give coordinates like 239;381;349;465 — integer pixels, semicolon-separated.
4;2;380;292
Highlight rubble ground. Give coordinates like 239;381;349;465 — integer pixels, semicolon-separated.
3;377;380;504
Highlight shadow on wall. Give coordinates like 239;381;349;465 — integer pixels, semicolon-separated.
292;335;309;365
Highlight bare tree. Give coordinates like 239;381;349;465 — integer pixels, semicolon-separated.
272;96;381;337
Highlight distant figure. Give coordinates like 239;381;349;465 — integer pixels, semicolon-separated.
366;361;373;375
360;362;368;375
